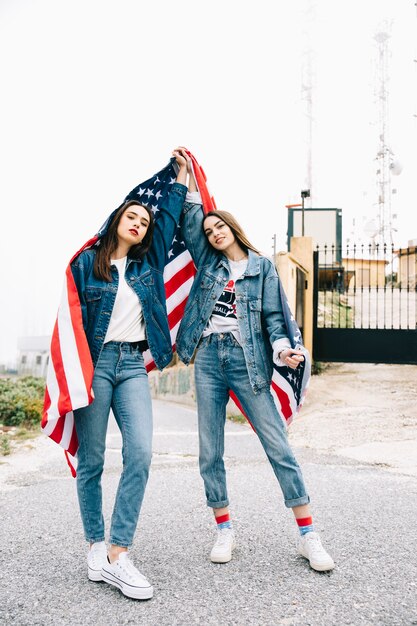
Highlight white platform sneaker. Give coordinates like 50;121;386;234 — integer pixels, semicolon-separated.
297;532;335;571
101;552;153;600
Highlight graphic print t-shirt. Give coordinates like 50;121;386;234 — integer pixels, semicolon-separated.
202;258;248;344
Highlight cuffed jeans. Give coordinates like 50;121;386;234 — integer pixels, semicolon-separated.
74;341;153;547
194;333;310;509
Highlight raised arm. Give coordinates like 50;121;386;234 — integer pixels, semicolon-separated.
179;156;213;269
147;148;188;270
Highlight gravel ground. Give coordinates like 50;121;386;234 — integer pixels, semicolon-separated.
288;362;417;477
1;363;417;626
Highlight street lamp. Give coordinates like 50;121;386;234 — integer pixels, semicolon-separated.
301;189;311;236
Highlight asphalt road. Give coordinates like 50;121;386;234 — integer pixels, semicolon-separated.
1;400;417;626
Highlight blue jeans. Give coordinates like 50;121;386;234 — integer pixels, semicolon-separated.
74;341;153;547
194;333;310;509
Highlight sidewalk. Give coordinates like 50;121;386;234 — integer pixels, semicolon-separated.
1;363;417;625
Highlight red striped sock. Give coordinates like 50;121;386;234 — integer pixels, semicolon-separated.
215;513;232;529
296;516;314;536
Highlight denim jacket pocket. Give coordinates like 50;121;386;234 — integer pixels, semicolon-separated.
139;271;154;286
200;274;216;290
85;288;104;333
131;270;153;305
85;288;104;302
196;273;216;308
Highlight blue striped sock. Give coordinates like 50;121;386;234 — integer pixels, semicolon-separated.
218;520;232;530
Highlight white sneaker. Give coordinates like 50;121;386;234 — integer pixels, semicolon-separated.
210;528;236;563
297;531;335;572
87;541;108;582
101;552;153;600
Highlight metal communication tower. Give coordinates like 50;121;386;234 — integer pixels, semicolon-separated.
300;0;316;205
373;26;395;247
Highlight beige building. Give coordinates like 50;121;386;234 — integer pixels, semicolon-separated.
342;257;388;290
396;242;417;289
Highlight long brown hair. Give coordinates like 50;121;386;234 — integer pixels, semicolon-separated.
94;201;155;281
203;210;260;255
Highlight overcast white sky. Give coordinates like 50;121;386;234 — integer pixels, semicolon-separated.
0;0;416;365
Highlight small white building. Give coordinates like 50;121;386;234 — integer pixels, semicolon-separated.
17;336;50;378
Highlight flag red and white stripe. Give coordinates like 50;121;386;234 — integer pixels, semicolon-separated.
42;237;98;473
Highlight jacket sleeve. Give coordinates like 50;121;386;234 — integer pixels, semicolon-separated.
261;259;291;349
180;200;213;269
147;182;187;270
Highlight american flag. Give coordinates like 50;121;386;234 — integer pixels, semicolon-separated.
269;279;311;427
42;151;309;476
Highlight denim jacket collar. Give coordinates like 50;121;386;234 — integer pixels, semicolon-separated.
215;249;260;277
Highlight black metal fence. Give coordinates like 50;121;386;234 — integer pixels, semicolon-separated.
313;243;417;364
315;243;416;330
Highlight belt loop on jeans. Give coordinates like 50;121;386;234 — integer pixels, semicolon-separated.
130;340;149;352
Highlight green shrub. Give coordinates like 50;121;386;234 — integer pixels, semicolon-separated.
0;377;45;428
1;435;11;456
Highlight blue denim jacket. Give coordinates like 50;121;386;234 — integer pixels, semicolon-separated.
176;201;289;392
71;182;187;370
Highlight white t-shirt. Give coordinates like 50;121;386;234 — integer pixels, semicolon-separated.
203;258;248;344
104;256;146;343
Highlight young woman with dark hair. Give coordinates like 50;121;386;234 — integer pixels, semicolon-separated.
69;148;188;599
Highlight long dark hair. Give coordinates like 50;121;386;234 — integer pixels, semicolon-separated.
203;210;260;255
94;201;155;282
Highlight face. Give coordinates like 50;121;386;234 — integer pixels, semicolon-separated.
117;205;150;247
203;215;236;251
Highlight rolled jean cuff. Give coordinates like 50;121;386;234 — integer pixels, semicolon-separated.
109;537;132;549
86;535;105;544
284;495;310;508
207;498;229;509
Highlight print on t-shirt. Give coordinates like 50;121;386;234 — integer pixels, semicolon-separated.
212;279;237;319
